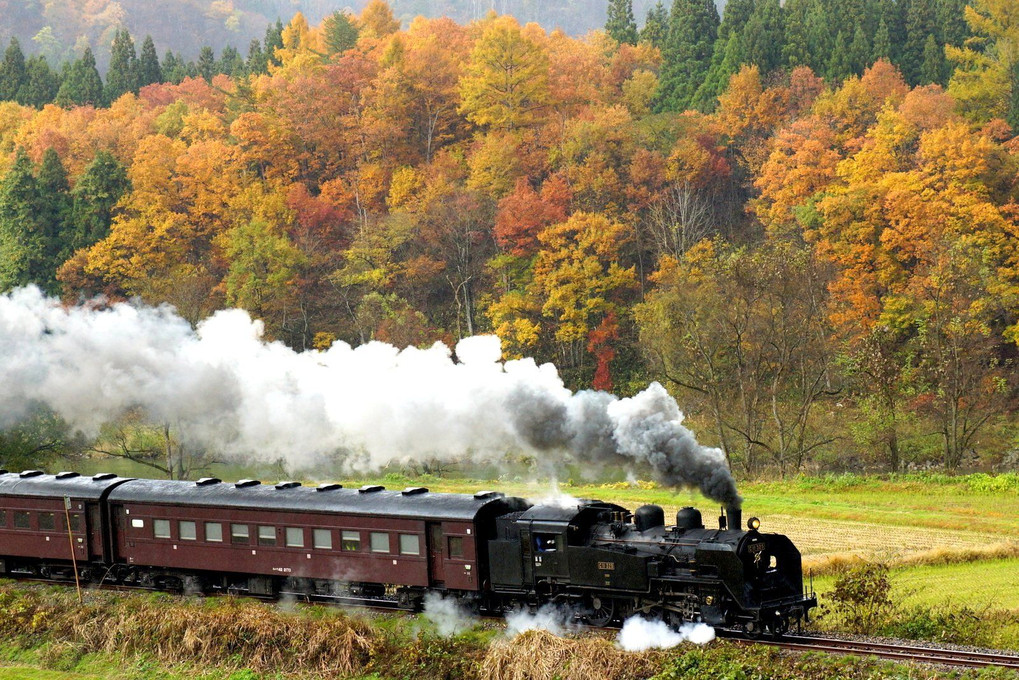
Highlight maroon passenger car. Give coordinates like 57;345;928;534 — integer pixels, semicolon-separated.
0;471;527;606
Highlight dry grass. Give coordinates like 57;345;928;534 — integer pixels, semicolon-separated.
0;586;377;676
803;541;1019;576
479;630;664;680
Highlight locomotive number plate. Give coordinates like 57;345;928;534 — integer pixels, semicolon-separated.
597;561;615;571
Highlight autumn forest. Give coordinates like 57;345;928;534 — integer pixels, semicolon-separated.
0;0;1018;477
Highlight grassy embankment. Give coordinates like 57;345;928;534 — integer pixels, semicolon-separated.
0;581;1012;680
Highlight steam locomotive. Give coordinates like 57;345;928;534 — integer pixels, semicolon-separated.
0;470;815;635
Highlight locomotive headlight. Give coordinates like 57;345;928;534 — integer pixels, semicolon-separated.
748;517;761;531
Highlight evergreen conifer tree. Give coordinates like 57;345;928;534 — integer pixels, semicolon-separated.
265;20;284;68
105;29;138;103
782;0;813;68
138;36;162;87
162;51;186;84
848;23;872;75
743;0;785;74
806;0;834;74
34;148;71;292
826;30;853;82
606;0;639;45
693;0;753;109
246;39;268;74
197;46;216;81
903;0;938;85
656;0;719;112
639;2;669;49
872;17;892;61
1008;58;1019;132
69;150;129;255
920;32;945;84
0;149;44;291
322;11;360;55
219;46;245;76
0;38;27;102
18;55;59;108
54;47;103;107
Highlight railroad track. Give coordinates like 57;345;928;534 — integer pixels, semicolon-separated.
724;633;1019;670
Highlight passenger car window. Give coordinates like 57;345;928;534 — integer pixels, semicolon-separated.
14;512;29;529
231;524;249;544
448;536;464;557
342;530;360;551
313;529;332;550
179;521;197;541
399;534;420;555
370;532;389;553
39;512;56;531
258;526;277;546
205;522;223;542
153;519;171;539
285;527;304;548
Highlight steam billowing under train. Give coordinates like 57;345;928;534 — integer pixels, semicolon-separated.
0;471;816;635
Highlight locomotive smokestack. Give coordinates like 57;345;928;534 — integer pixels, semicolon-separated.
728;505;742;532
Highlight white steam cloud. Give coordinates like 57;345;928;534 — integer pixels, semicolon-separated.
504;604;578;637
616;616;716;651
0;287;739;504
422;593;475;636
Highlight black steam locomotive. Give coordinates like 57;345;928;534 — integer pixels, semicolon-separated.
0;470;815;635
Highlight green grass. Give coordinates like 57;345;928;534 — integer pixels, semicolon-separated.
814;558;1019;611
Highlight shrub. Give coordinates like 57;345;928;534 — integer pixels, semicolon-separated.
827;562;894;632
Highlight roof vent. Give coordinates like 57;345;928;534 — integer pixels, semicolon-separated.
473;490;504;500
275;481;301;490
55;471;80;479
92;472;116;481
235;479;260;488
196;477;221;486
316;483;342;492
19;470;44;478
0;469;8;475
402;487;428;496
358;484;384;494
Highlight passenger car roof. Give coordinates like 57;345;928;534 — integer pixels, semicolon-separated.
0;471;132;500
107;477;531;521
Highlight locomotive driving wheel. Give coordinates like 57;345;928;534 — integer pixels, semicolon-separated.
584;596;616;627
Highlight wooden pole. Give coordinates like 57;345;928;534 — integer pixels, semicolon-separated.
64;497;82;604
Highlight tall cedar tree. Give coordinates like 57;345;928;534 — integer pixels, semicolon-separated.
805;0;834;74
219;46;245;76
782;0;812;67
19;56;59;108
138;36;162;87
197;46;216;81
105;29;138;104
34;148;71;293
265;20;284;69
69;151;130;257
606;0;639;45
55;47;103;107
657;0;719;112
322;11;360;55
0;149;44;291
246;40;268;74
902;0;938;85
694;0;753;110
640;2;669;49
872;17;892;61
921;32;946;84
0;38;27;102
743;0;785;74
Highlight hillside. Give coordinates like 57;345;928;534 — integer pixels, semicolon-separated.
0;0;672;67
